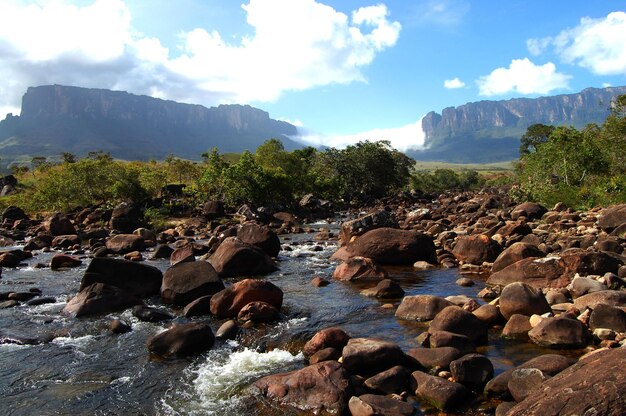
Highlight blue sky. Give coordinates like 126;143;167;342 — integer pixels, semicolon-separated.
1;0;625;150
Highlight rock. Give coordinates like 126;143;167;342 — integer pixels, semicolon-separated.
510;202;547;221
345;228;437;265
360;279;405;299
1;205;28;222
310;276;330;287
251;361;352;415
169;244;195;265
450;353;494;388
496;402;516;416
363;365;410;395
109;319;131;334
0;300;19;309
456;277;474;287
428;306;488;345
309;347;341;364
589;303;626;332
568;276;607;298
406;347;463;370
495;220;532;237
348;394;416;416
333;257;387;281
597;203;626;231
51;234;81;249
429;330;476;353
573;290;626;309
109;202;143;233
62;283;143;317
342;338;406;377
152;244;174;259
452;234;501;264
209;279;283;318
237;222;281;257
50;254;82;270
339;210;398;245
237;301;280;323
161;261;224;306
506;348;626;415
528;316;587;348
303;327;351;358
0;252;22;267
501;314;532;340
492;242;544;273
472;304;502;325
508;368;548;402
499;282;551;320
42;212;76;236
215;320;239;340
183;295;213;317
395;295;453;321
80;257;163;298
411;370;473;411
131;305;173;322
106;234;146;254
26;296;56;306
202;200;225;220
133;227;156;243
208;237;278;278
487;257;568;288
147;322;215;357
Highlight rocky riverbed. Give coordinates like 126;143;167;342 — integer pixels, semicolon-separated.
1;191;625;415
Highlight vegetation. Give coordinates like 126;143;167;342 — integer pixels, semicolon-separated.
410;169;485;195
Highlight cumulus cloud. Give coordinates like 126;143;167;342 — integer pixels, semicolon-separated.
527;11;626;75
444;77;465;89
294;118;426;152
0;0;401;115
477;58;571;96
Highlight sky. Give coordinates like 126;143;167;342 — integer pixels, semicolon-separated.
0;0;625;151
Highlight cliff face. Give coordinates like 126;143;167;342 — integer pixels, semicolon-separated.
0;85;299;161
415;86;626;162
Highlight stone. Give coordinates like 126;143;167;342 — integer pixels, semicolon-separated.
237;301;280;323
310;276;330;287
411;370;473;411
342;338;406;377
169;244;195;265
50;254;82;270
589;303;626;332
597;203;626;231
487;257;569;289
62;283;143;317
528;316;587;348
450;353;494;388
510;202;547;221
147;322;215;357
472;304;502;325
202;200;225;220
499;282;551;320
183;295;213;317
568;276;608;298
42;212;76;236
508;368;548;402
333;257;387;281
106;234;146;254
339;210;398;245
109;202;143;233
215;320;239;340
152;244;174;259
428;306;488;345
348;394;416;416
406;347;463;370
109;319;131;334
363;365;411;395
395;295;453;321
237;222;281;257
452;234;501;264
360;279;405;298
161;260;224;306
131;305;173;322
491;242;544;273
345;228;437;265
309;347;341;364
210;279;283;318
303;327;351;358
495;221;532;237
573;290;626;310
501;314;532;340
80;257;163;298
208;237;278;278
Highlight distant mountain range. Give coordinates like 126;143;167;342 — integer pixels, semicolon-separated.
408;86;626;163
0;85;299;165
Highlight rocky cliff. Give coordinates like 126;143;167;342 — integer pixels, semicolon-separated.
412;86;626;163
0;85;299;162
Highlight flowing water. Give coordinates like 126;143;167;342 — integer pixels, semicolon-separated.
0;224;582;415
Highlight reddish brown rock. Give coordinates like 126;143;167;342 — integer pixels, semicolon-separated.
510;202;547;221
169;244;195;265
303;327;351;358
50;254;82;270
237;301;280;323
348;394;416;416
209;279;283;318
491;242;544;273
487;256;569;288
452;234;501;265
345;228;437;265
499;282;551;320
62;283;142;317
80;257;163;298
237;222;281;257
161;260;224;306
42;212;76;236
395;295;453;321
342;338;406;376
333;257;387;281
208;237;278;278
360;279;405;299
528;316;587;348
597;203;626;231
147;322;214;357
106;234;146;254
411;370;473;411
339;210;398;245
428;306;488;345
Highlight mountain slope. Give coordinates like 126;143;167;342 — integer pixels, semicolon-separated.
0;85;299;163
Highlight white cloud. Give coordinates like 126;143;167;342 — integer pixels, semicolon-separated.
477;58;571;96
527;11;626;75
0;0;401;115
603;82;612;88
411;0;470;27
444;77;465;89
294;118;426;152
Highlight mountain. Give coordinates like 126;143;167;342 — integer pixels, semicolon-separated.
409;86;626;163
0;85;299;164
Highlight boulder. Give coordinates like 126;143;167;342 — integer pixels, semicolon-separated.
573;290;626;310
428;306;488;345
589;303;626;332
202;200;225;220
169;244;195;265
208;237;278;278
360;279;405;299
568;276;607;298
131;305;173;322
309;348;342;364
491;242;544;273
472;304;503;325
161;261;224;306
215;320;239;340
106;234;146;254
339;210;398;245
342;338;406;376
507;348;626;415
303;327;351;358
133;227;156;243
450;353;494;388
51;234;81;249
508;368;548;402
153;244;174;259
237;222;281;257
501;314;532;340
251;361;352;415
80;257;163;298
452;234;501;264
62;283;142;317
487;257;569;288
345;228;437;265
528;316;587;348
147;322;215;357
395;295;453;321
183;295;213;317
428;330;475;353
510;202;547;220
333;257;387;281
50;254;82;270
406;347;463;370
411;370;473;411
499;282;551;320
597;203;626;231
363;365;410;395
109;202;143;233
348;394;416;416
495;221;532;237
237;301;280;323
210;279;283;318
42;212;76;236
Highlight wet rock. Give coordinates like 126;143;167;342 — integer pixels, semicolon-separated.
589;303;626;332
51;234;81;249
455;277;474;287
210;279;283;318
406;347;463;370
183;295;213;317
309;347;341;364
508;368;548;402
303;327;351;358
499;282;551;320
348;394;416;416
25;296;56;306
501;314;532;340
8;291;37;301
50;254;82;270
510;202;547;221
395;295;453;321
528;316;587;348
251;360;352;415
310;276;330;287
411;370;473;411
147;322;215;357
81;257;163;298
333;257;387;281
237;301;280;323
363;365;411;395
132;305;173;322
487;257;568;288
161;260;224;306
597;203;626;231
43;212;76;236
109;318;131;334
507;348;626;415
152;244;174;259
452;234;501;265
63;283;143;317
169;244;195;265
573;290;626;310
208;237;278;278
428;306;488;345
109;202;143;233
492;242;544;273
472;304;502;326
345;228;437;265
215;320;239;340
342;338;406;377
361;279;405;299
428;330;475;353
340;210;398;245
450;353;494;389
237;222;281;257
0;300;18;309
0;252;22;267
106;234;146;254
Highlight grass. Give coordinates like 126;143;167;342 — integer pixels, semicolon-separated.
412;160;515;172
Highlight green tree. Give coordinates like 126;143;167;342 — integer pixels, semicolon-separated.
61;152;76;164
519;123;555;155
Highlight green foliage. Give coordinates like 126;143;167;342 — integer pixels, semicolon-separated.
410;169;485;194
143;206;172;231
519;123;555;155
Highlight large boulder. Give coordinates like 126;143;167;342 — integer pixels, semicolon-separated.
507;348;626;415
237;222;281;258
528;316;587;348
487;257;568;288
303;327;351;358
348;394;416;416
341;338;406;377
109;202;143;233
251;361;352;415
345;228;437;265
147;322;214;357
510;202;547;221
491;242;544;273
80;257;163;298
333;257;387;281
411;370;473;411
395;295;454;321
62;283;142;317
406;347;463;370
161;260;225;306
42;212;76;236
499;282;551;320
210;279;283;318
363;365;410;395
202;200;225;220
597;203;626;231
339;210;398;245
450;353;494;388
573;290;626;310
106;234;146;254
428;306;488;345
208;237;278;278
452;234;501;265
589;303;626;332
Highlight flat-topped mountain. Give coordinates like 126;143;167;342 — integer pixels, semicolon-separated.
410;86;626;163
0;85;299;163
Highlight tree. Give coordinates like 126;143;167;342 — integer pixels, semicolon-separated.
61;152;76;164
519;124;555;155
